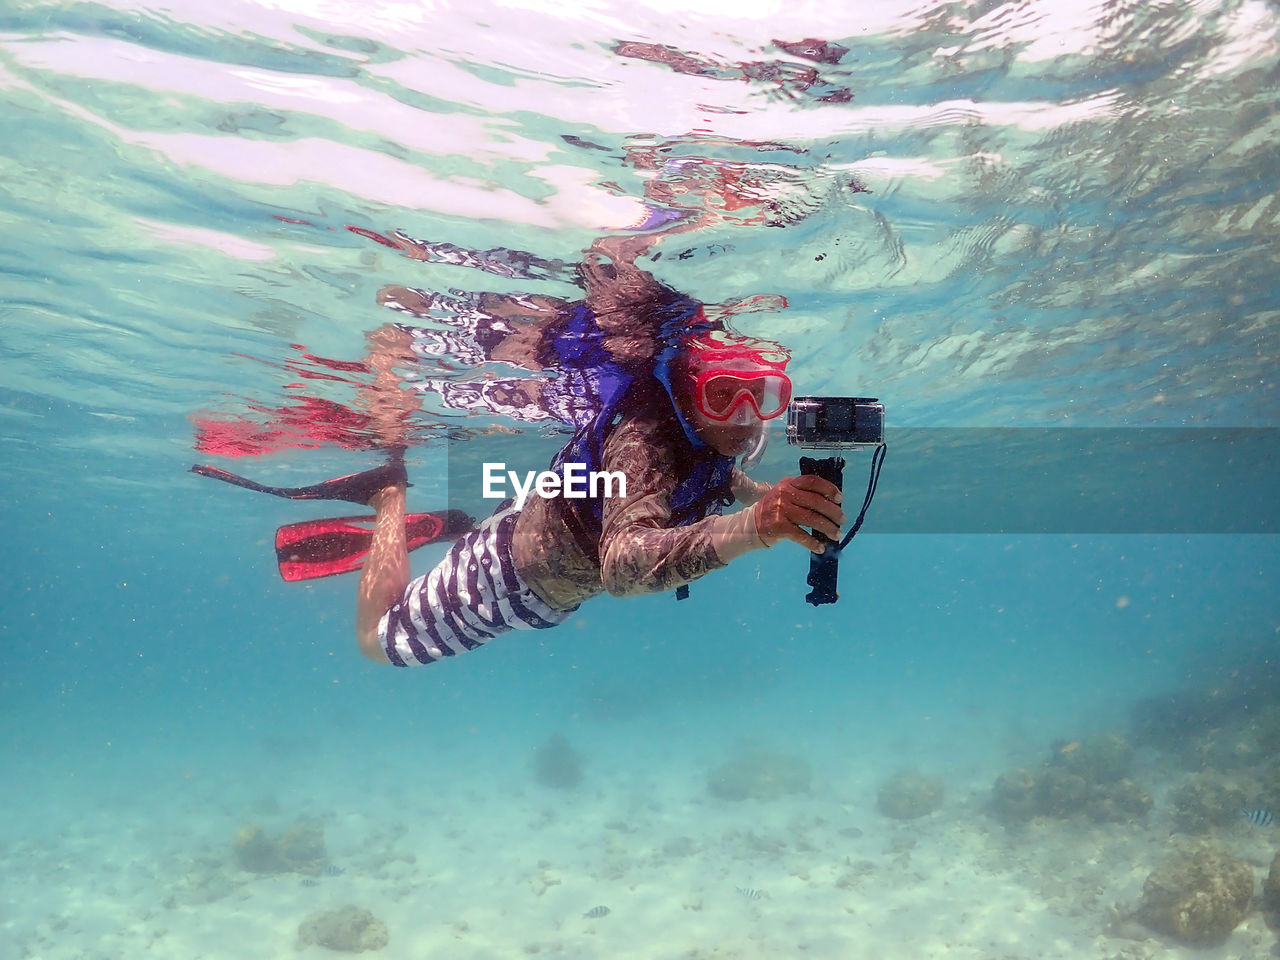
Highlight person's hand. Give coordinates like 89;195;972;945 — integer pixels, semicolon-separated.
752;475;845;553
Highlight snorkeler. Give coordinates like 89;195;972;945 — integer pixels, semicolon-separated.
348;249;844;667
194;239;844;666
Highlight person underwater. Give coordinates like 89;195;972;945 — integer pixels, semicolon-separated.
351;320;844;668
193;251;844;667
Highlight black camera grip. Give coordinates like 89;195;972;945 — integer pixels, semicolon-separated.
799;456;845;606
800;455;845;491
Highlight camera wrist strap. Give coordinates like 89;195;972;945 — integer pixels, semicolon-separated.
838;442;886;550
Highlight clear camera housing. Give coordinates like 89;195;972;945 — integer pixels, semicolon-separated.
786;396;884;450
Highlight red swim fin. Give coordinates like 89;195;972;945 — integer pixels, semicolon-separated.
274;510;474;582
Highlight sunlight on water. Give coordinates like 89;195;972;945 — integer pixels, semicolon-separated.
1;0;1276;457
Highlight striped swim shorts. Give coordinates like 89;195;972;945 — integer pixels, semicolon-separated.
378;502;575;667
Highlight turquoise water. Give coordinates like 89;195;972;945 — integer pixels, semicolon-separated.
2;2;1279;958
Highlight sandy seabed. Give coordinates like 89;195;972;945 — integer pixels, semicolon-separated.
3;721;1277;960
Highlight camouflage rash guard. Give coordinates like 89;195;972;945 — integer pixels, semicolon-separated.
511;409;772;612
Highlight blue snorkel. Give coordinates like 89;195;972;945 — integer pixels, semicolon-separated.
652;301;720;450
653;345;709;450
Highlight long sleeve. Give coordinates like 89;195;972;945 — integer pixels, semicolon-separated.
597;416;768;597
731;469;772;506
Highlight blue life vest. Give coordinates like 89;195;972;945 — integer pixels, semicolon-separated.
546;299;737;542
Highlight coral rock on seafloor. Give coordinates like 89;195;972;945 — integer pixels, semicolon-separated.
1167;774;1249;833
297;905;389;953
1083;777;1153;823
989;767;1039;822
1137;844;1254;946
706;750;811;801
233;821;328;875
876;770;944;820
1264;850;1280;914
1049;732;1134;783
532;732;584;789
987;762;1151;825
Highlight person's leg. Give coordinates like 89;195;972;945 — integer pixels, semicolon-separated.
372;504;577;667
350;322;419;662
355;484;408;663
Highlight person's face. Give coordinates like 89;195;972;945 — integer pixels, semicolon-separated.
676;381;766;457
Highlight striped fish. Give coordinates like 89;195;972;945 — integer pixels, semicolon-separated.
582;905;610;919
1242;807;1275;827
324;864;345;877
301;877;321;888
736;886;764;901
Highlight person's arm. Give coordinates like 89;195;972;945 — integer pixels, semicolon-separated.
597;417;845;597
597;419;769;597
731;468;771;506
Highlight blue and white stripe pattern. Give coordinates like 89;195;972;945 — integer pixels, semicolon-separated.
1242;807;1275;827
378;503;573;666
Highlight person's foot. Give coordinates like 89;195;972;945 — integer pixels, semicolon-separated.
367;484;405;512
309;458;409;505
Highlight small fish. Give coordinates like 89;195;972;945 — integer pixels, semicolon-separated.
582;905;610;919
324;864;345;877
1242;808;1275;827
300;877;320;887
736;886;764;901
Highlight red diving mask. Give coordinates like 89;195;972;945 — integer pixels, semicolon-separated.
684;329;793;423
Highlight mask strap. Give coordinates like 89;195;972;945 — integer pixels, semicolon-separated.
654;351;709;449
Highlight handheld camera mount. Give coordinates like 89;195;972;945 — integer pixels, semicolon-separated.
786;397;887;606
